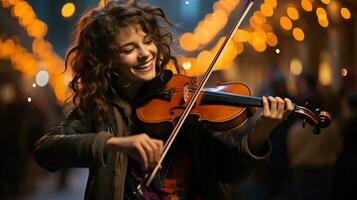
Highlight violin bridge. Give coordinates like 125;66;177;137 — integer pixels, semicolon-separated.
183;84;189;103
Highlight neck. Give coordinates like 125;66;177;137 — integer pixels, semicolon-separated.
120;82;143;103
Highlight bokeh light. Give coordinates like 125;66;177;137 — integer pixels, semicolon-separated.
36;70;49;87
290;58;303;76
341;68;348;77
301;0;313;12
341;7;351;20
293;27;305;41
61;2;75;18
287;7;299;20
280;16;292;30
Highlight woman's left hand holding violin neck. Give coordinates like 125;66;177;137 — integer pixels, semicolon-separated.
248;96;294;154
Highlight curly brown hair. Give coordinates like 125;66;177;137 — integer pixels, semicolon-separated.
65;0;177;123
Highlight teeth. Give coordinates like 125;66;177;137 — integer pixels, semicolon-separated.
136;61;151;69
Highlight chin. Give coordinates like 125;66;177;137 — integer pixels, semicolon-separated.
140;71;156;82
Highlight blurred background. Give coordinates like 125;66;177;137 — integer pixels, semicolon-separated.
0;0;356;199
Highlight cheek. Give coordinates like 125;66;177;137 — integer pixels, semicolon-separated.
152;45;158;55
118;55;136;68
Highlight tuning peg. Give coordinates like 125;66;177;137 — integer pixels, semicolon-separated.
313;127;321;135
314;108;321;114
302;118;306;128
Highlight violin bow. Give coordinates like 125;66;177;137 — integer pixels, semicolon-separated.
137;0;255;192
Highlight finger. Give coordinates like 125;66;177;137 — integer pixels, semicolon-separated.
262;96;270;116
276;97;285;118
153;139;164;163
284;98;294;118
141;140;155;168
155;139;164;153
135;142;148;170
268;96;278;116
285;98;294;111
147;139;161;168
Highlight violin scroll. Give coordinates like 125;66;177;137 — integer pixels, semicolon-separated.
294;105;332;134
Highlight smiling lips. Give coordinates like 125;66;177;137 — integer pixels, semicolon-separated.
133;59;154;72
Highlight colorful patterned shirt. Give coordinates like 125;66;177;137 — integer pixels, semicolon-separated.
124;134;205;200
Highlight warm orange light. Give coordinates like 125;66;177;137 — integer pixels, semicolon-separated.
253;30;267;42
53;75;72;103
319;60;331;86
321;0;330;5
252;37;267;52
252;15;264;25
19;9;35;26
179;32;199;51
287;7;299;20
233;29;249;42
12;1;29;17
253;11;267;24
2;39;15;58
262;24;273;32
61;2;75;18
8;0;20;6
249;33;266;53
1;0;11;8
249;17;260;30
203;15;220;33
235;41;244;55
280;16;292;30
22;57;37;77
341;7;351;20
211;9;228;27
266;32;278;47
180;57;199;76
98;0;105;8
301;0;313;12
28;20;48;38
193;27;212;45
264;0;277;8
316;7;327;20
318;18;329;28
218;0;236;14
182;61;192;70
197;50;214;68
293;27;305;41
261;3;274;17
290;58;303;76
222;40;238;60
211;37;225;55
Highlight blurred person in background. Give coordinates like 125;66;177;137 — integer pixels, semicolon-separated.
331;90;357;200
0;62;46;198
286;74;343;200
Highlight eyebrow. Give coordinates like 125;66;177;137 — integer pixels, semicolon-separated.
119;42;135;49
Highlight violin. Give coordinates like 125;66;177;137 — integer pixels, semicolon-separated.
134;0;331;193
134;71;332;196
136;71;332;137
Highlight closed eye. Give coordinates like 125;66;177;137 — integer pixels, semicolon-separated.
144;39;153;45
121;48;134;54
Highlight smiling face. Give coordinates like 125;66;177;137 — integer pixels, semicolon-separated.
114;25;158;86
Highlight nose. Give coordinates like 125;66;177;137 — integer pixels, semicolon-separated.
138;45;150;60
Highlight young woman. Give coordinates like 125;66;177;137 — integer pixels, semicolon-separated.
34;0;293;199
